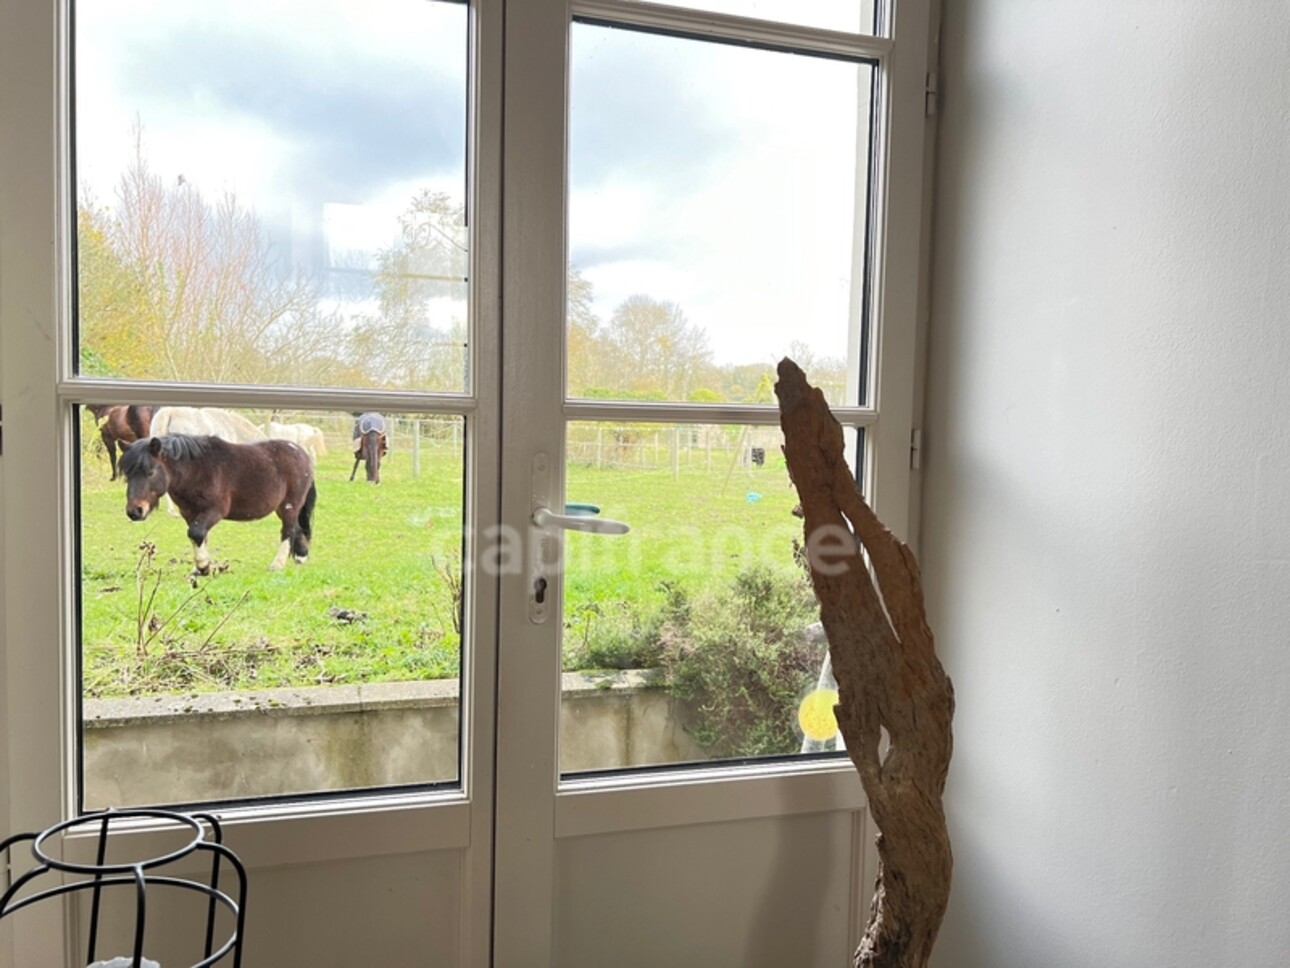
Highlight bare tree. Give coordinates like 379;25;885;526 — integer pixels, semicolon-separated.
100;126;336;384
351;189;470;391
786;339;848;405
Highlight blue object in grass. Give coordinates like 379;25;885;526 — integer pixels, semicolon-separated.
746;492;763;503
564;503;602;516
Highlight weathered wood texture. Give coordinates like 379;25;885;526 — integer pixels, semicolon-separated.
775;359;954;968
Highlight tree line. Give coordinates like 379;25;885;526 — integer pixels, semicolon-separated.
79;133;848;403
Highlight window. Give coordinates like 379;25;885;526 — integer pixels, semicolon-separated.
555;12;882;775
72;0;477;808
62;0;911;808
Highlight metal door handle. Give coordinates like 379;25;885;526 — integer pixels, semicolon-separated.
531;506;630;535
528;452;630;624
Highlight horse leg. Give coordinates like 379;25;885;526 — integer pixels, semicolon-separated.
269;538;291;571
271;498;298;571
291;483;317;564
271;529;296;570
274;482;317;569
101;429;118;480
186;518;219;576
350;453;361;481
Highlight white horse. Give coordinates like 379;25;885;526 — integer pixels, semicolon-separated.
151;406;268;443
265;421;328;464
150;407;268;515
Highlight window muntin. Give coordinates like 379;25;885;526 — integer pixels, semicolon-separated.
616;0;879;36
72;0;474;809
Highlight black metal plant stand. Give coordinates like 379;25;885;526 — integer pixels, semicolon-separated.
1;807;246;967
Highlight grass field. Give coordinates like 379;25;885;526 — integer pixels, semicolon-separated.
79;420;807;698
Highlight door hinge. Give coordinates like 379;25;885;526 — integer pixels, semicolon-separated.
910;428;923;470
925;72;939;117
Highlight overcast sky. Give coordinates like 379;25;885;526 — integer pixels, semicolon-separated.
75;0;872;369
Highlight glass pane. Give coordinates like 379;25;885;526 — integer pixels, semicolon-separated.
568;25;875;407
619;0;878;35
559;421;866;775
74;0;470;392
79;406;466;807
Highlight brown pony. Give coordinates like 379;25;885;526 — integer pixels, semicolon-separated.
121;434;316;575
86;404;155;480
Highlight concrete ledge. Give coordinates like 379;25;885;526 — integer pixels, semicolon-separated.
85;678;461;727
83;672;706;806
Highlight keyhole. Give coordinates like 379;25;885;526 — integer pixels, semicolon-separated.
534;576;548;604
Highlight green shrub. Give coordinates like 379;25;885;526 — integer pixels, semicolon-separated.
564;599;660;672
660;564;823;757
562;565;824;755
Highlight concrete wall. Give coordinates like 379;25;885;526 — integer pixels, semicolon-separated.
84;672;706;805
926;3;1290;965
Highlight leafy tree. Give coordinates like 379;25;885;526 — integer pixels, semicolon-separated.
77;200;163;377
722;362;776;404
566;264;604;396
601;294;712;400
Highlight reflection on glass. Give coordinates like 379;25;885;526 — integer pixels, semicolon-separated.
567;24;875;407
619;0;878;34
74;0;470;392
79;406;466;807
559;421;865;775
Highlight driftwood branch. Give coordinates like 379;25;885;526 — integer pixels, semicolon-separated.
775;359;954;968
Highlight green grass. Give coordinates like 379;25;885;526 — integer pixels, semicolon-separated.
80;432;807;698
563;455;806;665
80;440;467;697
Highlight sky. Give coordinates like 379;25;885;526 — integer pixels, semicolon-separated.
75;0;874;370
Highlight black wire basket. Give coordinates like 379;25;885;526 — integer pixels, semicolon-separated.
1;807;246;967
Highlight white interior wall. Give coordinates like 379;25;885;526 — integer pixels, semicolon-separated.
925;3;1290;965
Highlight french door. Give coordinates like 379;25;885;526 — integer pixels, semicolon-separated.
0;0;934;964
494;2;934;963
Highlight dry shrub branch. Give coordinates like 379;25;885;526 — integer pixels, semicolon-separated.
775;358;954;968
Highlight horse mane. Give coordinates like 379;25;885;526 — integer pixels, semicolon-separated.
156;434;214;461
120;434;213;475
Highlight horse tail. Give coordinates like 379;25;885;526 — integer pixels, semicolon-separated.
365;429;382;483
295;482;317;551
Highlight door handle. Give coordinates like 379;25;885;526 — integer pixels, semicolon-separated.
528;452;630;624
531;506;629;535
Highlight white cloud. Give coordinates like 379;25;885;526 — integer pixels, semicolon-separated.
75;0;870;369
